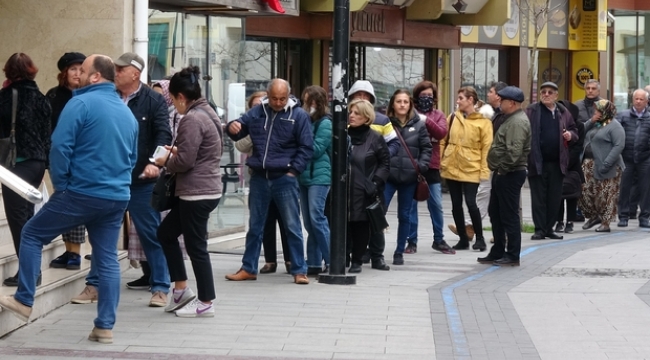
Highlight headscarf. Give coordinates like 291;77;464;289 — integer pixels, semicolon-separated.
594;99;616;126
153;80;173;107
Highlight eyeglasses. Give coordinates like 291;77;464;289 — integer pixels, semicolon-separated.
540;90;556;95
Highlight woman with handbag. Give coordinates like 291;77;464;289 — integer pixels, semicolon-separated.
154;66;222;317
440;86;493;251
384;89;432;266
578;99;625;233
347;99;390;273
0;53;51;287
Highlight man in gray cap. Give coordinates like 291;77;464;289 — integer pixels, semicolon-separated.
72;52;172;308
524;81;578;240
478;86;530;266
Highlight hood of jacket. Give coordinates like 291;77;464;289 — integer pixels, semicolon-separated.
477;104;495;120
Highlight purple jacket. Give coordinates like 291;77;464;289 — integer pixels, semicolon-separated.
524;102;578;177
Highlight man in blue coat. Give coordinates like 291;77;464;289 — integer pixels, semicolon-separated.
225;79;314;284
0;55;138;344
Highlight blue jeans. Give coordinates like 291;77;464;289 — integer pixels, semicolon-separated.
300;185;330;268
87;183;170;294
384;181;416;254
408;183;445;244
16;190;127;330
242;173;307;275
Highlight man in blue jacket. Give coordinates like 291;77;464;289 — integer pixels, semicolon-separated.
0;54;138;344
225;79;314;284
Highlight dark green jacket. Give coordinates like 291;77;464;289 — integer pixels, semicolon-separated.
299;116;332;186
487;109;531;174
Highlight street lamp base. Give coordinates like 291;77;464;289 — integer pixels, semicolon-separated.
318;274;356;285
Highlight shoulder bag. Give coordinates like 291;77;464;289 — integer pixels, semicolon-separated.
394;125;429;201
151;150;177;212
0;89;18;168
366;196;389;234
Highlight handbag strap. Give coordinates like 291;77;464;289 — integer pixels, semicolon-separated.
10;89;17;140
393;124;420;176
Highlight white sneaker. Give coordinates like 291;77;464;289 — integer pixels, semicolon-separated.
164;287;196;312
175;298;214;318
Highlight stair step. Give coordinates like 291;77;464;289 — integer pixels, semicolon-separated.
0;249;129;337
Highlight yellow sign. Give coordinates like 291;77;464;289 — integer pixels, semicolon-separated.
570;51;600;102
568;0;607;51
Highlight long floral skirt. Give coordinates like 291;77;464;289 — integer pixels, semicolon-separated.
578;159;622;225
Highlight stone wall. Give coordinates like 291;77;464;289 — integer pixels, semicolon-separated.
0;0;133;91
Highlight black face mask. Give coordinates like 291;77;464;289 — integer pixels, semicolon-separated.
416;95;434;113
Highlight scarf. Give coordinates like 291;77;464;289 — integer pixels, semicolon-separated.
153;80;173;107
594;99;616;127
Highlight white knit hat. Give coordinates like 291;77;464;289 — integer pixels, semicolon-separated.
348;80;376;104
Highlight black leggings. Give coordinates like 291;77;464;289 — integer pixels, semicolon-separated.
446;179;482;242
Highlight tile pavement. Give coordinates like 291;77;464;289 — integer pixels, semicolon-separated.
1;191;650;359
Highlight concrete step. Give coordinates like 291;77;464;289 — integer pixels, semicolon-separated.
0;241;129;338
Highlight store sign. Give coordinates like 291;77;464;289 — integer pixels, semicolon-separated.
575;67;594;87
568;0;607;50
542;67;563;84
350;7;403;41
352;10;385;33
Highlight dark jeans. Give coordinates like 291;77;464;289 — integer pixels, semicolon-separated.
618;161;649;221
529;161;564;235
446;179;482;243
1;159;46;256
347;220;370;265
159;198;220;302
488;170;527;261
262;199;290;263
558;198;578;222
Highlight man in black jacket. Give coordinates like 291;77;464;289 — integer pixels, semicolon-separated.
72;53;172;308
615;89;650;228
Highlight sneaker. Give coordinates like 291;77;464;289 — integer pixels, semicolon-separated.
88;327;113;344
149;291;167;307
71;285;98;304
66;252;81;270
165;287;196;312
175;298;214;318
50;251;70;268
564;222;574;233
432;241;456;254
0;295;32;322
404;243;417;254
392;253;404;265
126;276;150;290
3;272;41;287
555;222;564;233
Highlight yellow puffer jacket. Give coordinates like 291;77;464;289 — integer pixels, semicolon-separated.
440;105;494;183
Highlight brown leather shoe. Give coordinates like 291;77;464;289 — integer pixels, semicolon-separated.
225;269;257;281
465;225;475;241
259;263;277;274
448;224;458;235
293;274;309;285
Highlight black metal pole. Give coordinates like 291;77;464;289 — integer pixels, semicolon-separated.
319;0;355;285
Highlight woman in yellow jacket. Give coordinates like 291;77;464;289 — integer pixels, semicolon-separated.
440;86;493;251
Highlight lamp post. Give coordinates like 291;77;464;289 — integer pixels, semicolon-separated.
319;0;356;285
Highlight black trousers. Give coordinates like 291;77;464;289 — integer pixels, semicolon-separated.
159;198;220;302
446;179;482;243
488;170;527;260
558;198;578;222
1;159;46;256
529;161;564;235
618;161;650;221
262;199;290;263
347;220;371;265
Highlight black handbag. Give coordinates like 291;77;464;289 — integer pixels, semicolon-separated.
151;173;177;212
0;89;18;168
394;125;429;201
366;197;389;234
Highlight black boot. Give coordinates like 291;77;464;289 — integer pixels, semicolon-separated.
472;236;487;251
348;263;362;273
371;258;390;271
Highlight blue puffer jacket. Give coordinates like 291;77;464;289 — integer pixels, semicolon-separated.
227;95;313;176
299;115;332;186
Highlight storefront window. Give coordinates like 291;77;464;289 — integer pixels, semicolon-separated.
612;14;648;110
148;10;246;237
460;48;500;101
536;50;569;101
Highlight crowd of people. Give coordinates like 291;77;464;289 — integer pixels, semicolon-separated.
0;49;646;343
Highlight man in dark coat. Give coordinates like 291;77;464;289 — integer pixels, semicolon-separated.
525;82;578;240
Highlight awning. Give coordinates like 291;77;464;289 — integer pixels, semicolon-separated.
150;0;300;16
